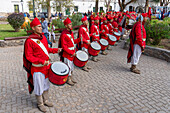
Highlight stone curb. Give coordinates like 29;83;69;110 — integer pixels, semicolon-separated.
0;31;78;47
123;40;170;62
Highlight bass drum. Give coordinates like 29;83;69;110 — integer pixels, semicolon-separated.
73;50;89;67
49;61;69;85
99;39;109;51
88;42;101;56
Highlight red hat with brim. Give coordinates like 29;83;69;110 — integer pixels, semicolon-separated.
30;17;41;28
64;17;72;25
94;16;99;20
81;16;87;22
103;17;107;21
142;13;147;17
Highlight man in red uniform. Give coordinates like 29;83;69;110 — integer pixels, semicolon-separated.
90;16;103;61
58;17;81;86
77;16;92;72
23;17;62;112
100;17;109;54
127;13;147;74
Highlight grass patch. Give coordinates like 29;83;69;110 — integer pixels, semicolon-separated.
0;24;27;40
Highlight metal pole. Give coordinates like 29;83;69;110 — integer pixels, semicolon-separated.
33;0;36;18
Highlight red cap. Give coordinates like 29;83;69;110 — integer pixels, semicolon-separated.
142;13;147;17
107;15;113;20
30;17;41;28
63;17;71;25
149;7;151;9
94;16;99;20
81;16;87;22
103;17;107;21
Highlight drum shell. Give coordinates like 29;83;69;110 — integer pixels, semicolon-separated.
88;45;100;56
108;38;116;46
73;56;88;67
99;39;108;50
49;68;68;85
113;33;121;41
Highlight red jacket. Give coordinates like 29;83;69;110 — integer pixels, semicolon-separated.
60;29;81;61
112;21;119;32
24;33;58;78
134;21;146;48
100;23;109;40
107;22;114;34
78;24;92;49
90;23;102;42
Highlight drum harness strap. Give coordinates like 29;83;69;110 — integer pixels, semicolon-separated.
94;25;100;37
66;34;75;50
31;39;51;67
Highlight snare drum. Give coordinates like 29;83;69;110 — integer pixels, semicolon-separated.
99;39;109;50
49;61;69;85
88;42;101;56
73;50;89;67
113;32;121;41
108;34;117;45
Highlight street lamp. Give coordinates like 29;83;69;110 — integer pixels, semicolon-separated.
21;0;24;13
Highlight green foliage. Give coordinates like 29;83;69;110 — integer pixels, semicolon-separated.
52;18;65;29
145;19;170;45
163;17;170;25
70;13;82;27
24;21;33;35
7;13;25;32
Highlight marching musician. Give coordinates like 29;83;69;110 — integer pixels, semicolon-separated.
127;13;147;74
90;16;103;62
58;17;81;86
77;16;92;72
23;17;62;112
100;17;110;53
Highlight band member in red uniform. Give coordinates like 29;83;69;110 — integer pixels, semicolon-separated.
23;17;62;112
148;7;152;20
100;17;109;54
127;13;147;74
77;16;92;72
90;16;103;61
58;17;81;86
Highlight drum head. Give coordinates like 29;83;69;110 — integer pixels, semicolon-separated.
109;35;117;41
91;42;101;50
100;39;109;46
129;19;135;25
76;50;88;61
51;62;69;76
114;32;121;36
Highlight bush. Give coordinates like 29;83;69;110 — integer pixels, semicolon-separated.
7;13;25;32
52;18;65;29
70;13;82;27
145;20;170;45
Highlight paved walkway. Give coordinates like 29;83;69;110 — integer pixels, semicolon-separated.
0;41;169;113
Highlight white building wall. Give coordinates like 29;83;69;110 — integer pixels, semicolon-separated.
0;0;29;13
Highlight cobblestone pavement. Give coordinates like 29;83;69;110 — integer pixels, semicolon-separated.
0;41;169;113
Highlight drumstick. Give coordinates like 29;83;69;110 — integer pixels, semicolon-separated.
81;34;83;49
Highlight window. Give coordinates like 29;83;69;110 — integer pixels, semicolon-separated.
66;7;70;15
56;6;61;11
74;6;78;12
109;6;112;11
100;7;103;11
14;5;19;13
129;6;133;12
28;2;33;13
93;7;95;12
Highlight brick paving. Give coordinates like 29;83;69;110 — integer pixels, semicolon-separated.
0;41;169;113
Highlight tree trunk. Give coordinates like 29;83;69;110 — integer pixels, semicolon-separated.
145;0;149;13
95;0;99;13
47;0;51;21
